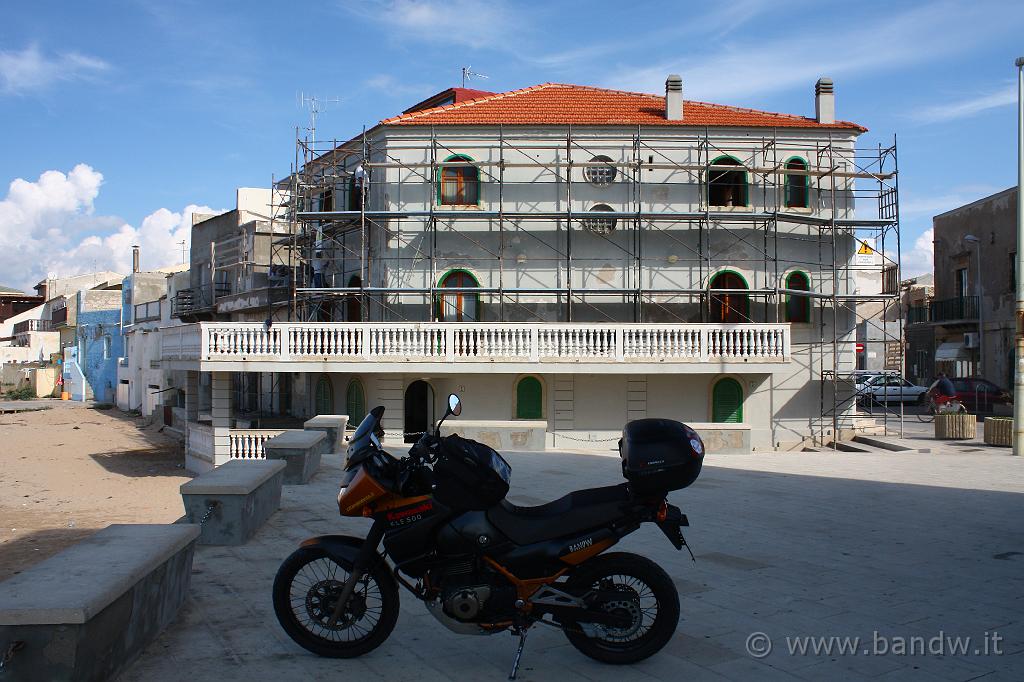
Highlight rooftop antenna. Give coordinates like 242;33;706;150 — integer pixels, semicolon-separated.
298;92;340;143
178;240;187;264
461;66;489;88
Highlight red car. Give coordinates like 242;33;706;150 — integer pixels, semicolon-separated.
928;377;1013;414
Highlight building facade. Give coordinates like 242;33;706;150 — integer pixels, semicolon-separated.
163;78;901;469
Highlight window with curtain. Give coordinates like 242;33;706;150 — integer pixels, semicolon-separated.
439;155;479;205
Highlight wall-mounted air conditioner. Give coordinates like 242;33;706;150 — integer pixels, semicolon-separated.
964;332;980;349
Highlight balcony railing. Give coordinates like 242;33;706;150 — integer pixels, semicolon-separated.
50;306;68;325
929;296;978;323
163;321;791;365
13;319;53;334
171;285;232;317
907;305;931;325
133;300;161;323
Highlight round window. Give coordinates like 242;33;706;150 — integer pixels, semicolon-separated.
584;155;617;186
582;204;617;234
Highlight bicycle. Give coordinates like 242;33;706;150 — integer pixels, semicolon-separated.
916;394;966;422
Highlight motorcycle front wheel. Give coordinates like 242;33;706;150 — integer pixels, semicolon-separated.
562;552;679;664
272;546;399;658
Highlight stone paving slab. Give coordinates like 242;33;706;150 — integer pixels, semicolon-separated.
119;449;1024;681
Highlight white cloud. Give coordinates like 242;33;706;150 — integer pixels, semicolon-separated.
344;0;524;51
913;84;1017;124
364;74;437;99
0;164;217;290
601;1;1023;102
902;228;934;278
0;45;110;95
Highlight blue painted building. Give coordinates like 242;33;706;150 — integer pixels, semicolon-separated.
63;288;123;401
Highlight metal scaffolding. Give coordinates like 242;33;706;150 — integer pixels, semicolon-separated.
266;125;903;445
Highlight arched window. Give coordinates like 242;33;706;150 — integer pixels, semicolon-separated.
515;376;543;419
712;377;743;423
784;158;809;208
710;271;749;323
314;375;334;415
438;270;479;322
346;378;366;425
785;271;811;323
708;156;748;207
439;154;479;206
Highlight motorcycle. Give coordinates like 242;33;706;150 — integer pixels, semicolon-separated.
272;394;704;678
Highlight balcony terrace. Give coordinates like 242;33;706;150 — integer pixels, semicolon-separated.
162;321;791;374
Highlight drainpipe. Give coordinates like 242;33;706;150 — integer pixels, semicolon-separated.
1015;56;1024;456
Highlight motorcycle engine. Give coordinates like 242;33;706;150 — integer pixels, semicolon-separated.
434;558;516;623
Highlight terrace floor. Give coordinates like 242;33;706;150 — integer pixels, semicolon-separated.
120;446;1024;681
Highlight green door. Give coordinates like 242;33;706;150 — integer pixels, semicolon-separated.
346;379;366;424
712;378;743;423
516;377;543;419
315;376;334;415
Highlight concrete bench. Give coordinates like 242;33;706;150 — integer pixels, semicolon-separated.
263;430;326;484
0;524;199;682
180;459;286;545
304;415;349;453
440;419;547;451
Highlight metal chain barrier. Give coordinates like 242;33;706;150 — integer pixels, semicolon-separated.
0;640;25;674
198;502;220;526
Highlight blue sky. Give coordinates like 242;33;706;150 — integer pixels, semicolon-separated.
1;0;1022;288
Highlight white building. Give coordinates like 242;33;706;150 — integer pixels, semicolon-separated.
163;77;900;470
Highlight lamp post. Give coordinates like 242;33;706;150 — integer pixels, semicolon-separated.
1015;57;1024;456
964;234;983;381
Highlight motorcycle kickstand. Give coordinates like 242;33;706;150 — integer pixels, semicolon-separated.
508;626;529;681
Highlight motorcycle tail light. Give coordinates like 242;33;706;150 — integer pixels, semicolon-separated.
656;499;668;522
361;505;374;518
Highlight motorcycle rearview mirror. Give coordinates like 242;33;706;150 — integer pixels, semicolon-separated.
435;393;462;435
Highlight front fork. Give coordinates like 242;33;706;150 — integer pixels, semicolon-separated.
327;521;386;627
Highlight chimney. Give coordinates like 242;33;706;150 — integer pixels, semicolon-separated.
665;74;683;121
132;245;140;273
815;77;835;124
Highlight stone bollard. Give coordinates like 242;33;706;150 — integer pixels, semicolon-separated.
983;417;1013;447
935;413;976;440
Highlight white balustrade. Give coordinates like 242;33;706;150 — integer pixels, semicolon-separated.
228;429;286;459
163;321;790;364
186;422;214;460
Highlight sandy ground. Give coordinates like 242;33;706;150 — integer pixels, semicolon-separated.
0;401;192;580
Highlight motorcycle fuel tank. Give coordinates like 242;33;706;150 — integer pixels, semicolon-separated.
436;511;509;555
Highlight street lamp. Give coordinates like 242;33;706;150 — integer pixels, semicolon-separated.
964;234;983;381
1015;57;1024;456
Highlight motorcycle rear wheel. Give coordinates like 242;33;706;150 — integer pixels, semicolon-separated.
562;552;679;664
272;546;399;658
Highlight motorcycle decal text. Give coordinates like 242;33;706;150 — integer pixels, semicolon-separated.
387;501;433;523
568;537;593;553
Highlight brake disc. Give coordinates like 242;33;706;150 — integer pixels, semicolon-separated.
306;579;367;630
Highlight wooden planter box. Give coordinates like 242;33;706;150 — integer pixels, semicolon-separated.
935;413;976;440
984;417;1013;447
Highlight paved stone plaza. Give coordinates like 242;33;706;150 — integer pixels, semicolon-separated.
120;446;1024;681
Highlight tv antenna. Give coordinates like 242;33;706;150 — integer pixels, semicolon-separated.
461;66;489;88
178;240;187;264
298;92;340;142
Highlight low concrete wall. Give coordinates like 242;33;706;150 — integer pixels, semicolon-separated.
0;524;199;682
440;419;547;451
180;460;285;545
685;422;752;454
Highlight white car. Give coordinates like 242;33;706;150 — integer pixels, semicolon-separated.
859;375;928;404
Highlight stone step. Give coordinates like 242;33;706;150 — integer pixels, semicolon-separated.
853;434;931;454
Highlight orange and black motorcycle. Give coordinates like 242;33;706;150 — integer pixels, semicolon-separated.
273;394;703;678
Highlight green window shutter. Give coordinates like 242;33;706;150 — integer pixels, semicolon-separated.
346;379;365;424
315;376;334;415
712;378;743;423
516;377;543;419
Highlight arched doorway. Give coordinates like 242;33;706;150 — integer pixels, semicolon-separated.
345;378;365;425
439;270;479;322
404;380;435;443
710;271;749;323
314;375;334;415
515;376;544;419
712;377;743;423
345;275;362;322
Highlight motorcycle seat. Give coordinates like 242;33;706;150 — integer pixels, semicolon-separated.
486;483;630;546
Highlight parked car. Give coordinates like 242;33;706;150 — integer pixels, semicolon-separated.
860;374;929;404
928;377;1013;414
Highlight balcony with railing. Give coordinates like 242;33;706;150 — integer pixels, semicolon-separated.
928;296;978;324
13;319;53;334
133;300;161;323
50;306;68;326
162;321;791;372
171;285;232;318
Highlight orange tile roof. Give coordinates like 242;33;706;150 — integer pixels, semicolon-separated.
381;83;866;132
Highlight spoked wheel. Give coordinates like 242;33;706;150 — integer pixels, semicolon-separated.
272;546;399;658
916;400;936;422
562;552;679;664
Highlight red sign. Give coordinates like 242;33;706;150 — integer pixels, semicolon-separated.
855;343;865;353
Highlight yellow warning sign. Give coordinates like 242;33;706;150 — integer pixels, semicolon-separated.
857;241;875;255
